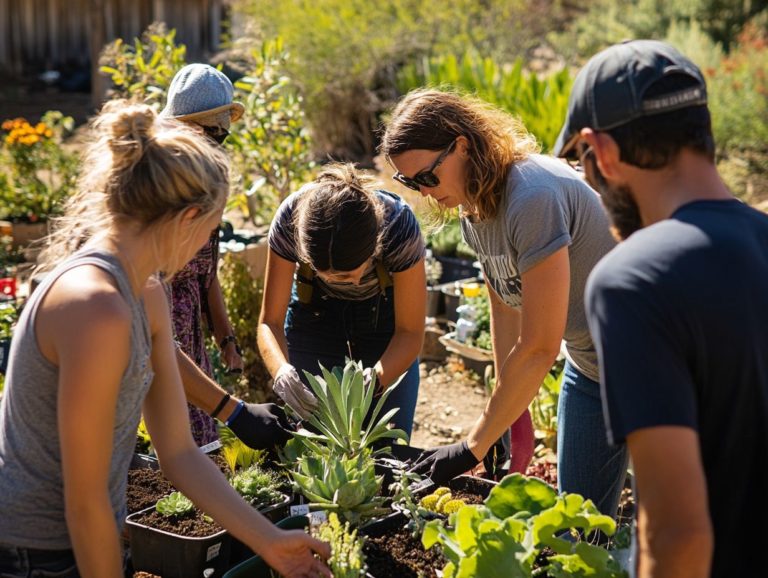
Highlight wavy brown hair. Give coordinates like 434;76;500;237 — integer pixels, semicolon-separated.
381;88;539;221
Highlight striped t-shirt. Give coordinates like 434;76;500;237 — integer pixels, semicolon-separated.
269;189;425;300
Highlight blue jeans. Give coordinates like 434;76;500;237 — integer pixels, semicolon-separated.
285;286;419;438
557;361;629;517
0;544;79;578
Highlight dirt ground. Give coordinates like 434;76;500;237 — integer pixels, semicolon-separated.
410;357;488;450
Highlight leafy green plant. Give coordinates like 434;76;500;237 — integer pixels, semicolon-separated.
230;464;285;509
0;112;78;222
423;473;627;578
293;360;408;458
288;447;389;525
217;253;272;402
98;22;187;105
388;466;432;537
226;37;315;227
311;512;367;578
398;49;573;152
219;426;267;474
156;492;194;517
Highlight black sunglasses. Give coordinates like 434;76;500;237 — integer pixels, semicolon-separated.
566;141;594;173
202;125;229;145
392;140;457;192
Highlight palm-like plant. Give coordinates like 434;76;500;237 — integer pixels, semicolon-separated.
294;360;408;457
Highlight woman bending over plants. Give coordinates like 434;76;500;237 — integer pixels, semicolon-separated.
381;89;627;518
0;101;330;578
258;163;426;436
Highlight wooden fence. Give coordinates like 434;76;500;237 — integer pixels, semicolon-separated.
0;0;228;75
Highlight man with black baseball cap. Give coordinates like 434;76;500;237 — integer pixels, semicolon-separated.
556;40;768;577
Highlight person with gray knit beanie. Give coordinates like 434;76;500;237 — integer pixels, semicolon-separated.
160;64;292;454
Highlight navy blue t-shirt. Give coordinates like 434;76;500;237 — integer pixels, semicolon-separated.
586;199;768;578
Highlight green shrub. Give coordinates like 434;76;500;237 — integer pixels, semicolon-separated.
233;0;563;159
398;50;573;152
99;21;187;106
217;253;272;402
226;37;315;227
550;0;768;60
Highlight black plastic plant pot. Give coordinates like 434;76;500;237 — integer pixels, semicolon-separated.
434;255;480;284
129;452;160;470
414;474;498;501
126;506;230;578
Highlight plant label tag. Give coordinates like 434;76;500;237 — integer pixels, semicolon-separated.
410;479;434;493
308;510;327;528
206;542;222;562
290;504;310;516
200;440;222;454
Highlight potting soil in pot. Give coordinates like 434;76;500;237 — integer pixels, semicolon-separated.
131;508;223;537
127;468;175;514
364;525;445;578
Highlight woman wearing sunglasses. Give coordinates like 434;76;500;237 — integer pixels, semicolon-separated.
381;89;628;519
258;163;426;436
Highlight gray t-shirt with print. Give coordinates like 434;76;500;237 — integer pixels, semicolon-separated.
461;154;616;382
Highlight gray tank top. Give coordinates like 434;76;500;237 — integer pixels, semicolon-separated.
0;249;154;549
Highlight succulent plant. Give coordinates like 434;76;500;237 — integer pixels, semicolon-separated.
155;492;194;517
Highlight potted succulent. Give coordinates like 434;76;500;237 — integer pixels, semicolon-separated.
0;112;78;249
126;492;230;578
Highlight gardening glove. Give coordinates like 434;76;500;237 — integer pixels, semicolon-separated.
363;366;382;394
228;402;293;451
482;429;511;481
409;440;480;484
273;363;318;420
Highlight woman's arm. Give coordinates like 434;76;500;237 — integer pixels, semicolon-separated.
374;258;426;387
257;249;296;377
206;275;243;372
141;279;329;577
39;267;131;578
467;246;570;458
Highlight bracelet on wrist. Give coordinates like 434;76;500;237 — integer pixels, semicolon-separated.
210;392;231;419
219;334;242;356
225;400;246;427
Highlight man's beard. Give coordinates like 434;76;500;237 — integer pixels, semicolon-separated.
589;162;644;241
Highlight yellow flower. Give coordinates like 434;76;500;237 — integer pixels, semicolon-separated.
44;129;53;138
35;122;47;135
1;120;12;131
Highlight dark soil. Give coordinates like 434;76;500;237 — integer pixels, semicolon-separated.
126;468;174;514
131;508;223;538
364;525;445;578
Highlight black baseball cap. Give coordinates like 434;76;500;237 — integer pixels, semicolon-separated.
554;39;708;159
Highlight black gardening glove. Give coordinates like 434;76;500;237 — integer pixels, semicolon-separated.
228;402;294;452
482;429;511;481
409;441;480;484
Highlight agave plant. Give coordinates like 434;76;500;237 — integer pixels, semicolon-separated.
289;447;389;525
294;359;408;457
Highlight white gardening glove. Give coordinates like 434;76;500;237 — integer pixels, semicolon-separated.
273;363;318;420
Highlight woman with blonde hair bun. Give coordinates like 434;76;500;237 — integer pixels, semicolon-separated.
0;100;330;578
